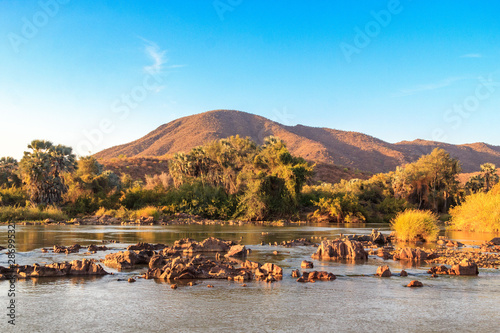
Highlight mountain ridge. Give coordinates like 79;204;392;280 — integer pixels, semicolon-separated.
94;109;500;173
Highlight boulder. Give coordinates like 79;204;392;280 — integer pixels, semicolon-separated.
104;250;151;270
450;259;479;276
392;247;428;261
225;245;247;258
407;280;423;287
53;244;81;254
370;229;386;244
261;263;283;277
87;244;108;252
1;260;108;279
400;269;408;277
127;242;166;251
488;237;500;246
376;265;391;277
301;260;314;269
291;269;300;278
312;239;368;261
241;260;261;270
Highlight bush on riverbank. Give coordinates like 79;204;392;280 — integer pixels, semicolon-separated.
448;184;500;232
0;205;68;221
391;209;440;242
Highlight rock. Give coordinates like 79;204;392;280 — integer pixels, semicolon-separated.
451;259;479;276
281;238;316;247
88;244;108;252
127;242;166;251
370;229;386;244
301;260;314;269
103;250;151;270
225;245;246;258
273;251;279;255
400;270;408;277
393;248;428;261
407;280;423;287
41;248;48;253
489;237;500;245
312;239;368;261
207;284;214;288
171;284;178;289
291;269;300;278
427;265;450;275
377;248;391;260
128;277;136;283
241;284;247;287
376;265;391;277
1;260;108;279
437;239;446;246
261;263;283;277
241;260;261;270
53;244;81;254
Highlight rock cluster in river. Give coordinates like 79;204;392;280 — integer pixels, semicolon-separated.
0;259;108;279
312;239;368;261
428;259;479;276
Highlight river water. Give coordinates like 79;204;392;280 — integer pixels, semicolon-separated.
0;223;499;332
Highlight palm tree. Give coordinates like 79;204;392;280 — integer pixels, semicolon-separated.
480;163;498;192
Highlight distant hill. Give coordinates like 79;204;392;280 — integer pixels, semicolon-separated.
95;110;500;174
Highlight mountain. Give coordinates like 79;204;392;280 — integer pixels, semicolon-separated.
95;110;500;173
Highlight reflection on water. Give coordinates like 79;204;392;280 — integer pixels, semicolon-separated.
0;223;499;332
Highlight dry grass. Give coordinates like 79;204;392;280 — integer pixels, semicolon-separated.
448;184;500;232
0;205;68;222
391;209;440;242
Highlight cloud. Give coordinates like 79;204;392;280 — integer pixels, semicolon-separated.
460;53;482;58
142;40;167;74
397;77;465;96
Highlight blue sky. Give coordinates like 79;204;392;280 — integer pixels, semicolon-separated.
1;0;499;159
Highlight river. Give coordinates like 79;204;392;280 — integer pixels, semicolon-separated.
0;223;499;332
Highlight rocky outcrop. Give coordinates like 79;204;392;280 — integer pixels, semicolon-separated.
376;265;391;277
301;260;314;269
127;243;167;251
53;244;81;254
254;263;283;282
0;259;108;279
104;250;153;270
160;237;235;256
225;245;247;258
312;239;368;261
88;244;108;252
428;259;479;276
280;238;316;247
393;248;433;261
144;255;252;282
407;280;423;287
296;271;336;283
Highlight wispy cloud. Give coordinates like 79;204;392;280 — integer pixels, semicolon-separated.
397;77;466;96
460;53;482;58
142;39;167;74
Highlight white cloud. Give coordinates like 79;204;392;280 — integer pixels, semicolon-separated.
142;39;167;74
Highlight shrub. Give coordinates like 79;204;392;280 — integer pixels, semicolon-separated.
0;205;68;222
448;189;500;232
0;187;27;206
391;209;440;242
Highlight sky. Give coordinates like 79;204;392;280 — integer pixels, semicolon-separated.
1;0;499;160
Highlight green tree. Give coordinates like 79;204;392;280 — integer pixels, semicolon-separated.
480;163;499;192
19;140;76;205
0;157;21;188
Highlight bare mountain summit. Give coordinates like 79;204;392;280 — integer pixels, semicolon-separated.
94;110;500;173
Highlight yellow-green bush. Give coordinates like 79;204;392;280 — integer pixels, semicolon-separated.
390;209;440;242
0;205;68;222
448;189;500;232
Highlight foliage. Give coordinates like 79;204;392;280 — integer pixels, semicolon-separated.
392;148;461;212
19;140;76;205
448;184;500;232
0;205;68;222
0;157;21;188
0;187;28;206
465;163;499;194
390;209;440;242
